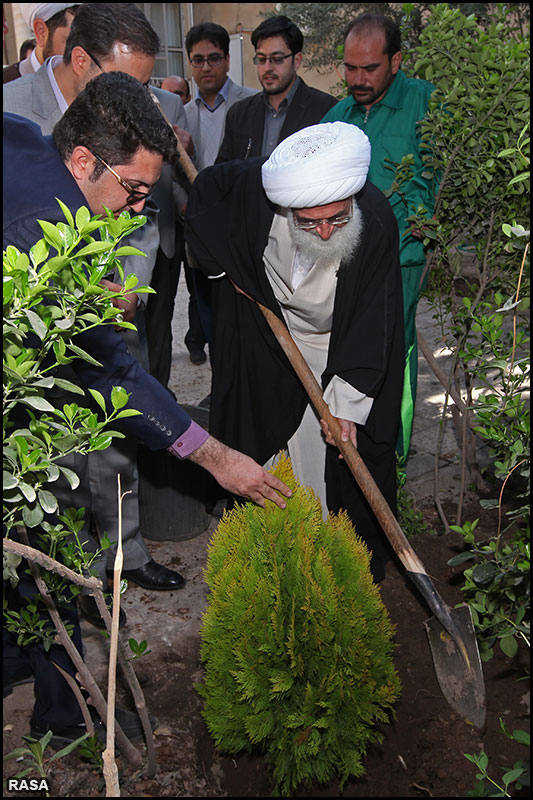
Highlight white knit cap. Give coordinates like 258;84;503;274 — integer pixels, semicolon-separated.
19;3;79;30
262;121;371;208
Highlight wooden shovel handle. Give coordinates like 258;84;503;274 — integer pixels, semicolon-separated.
150;90;199;185
257;302;426;576
166;131;426;577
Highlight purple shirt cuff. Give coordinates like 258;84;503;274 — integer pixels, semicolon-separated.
167;420;209;459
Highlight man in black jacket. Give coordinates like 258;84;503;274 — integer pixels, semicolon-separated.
216;16;337;162
187;122;404;583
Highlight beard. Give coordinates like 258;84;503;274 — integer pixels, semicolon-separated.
287;199;364;266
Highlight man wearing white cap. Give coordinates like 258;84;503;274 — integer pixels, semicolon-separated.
186;121;405;581
3;3;80;84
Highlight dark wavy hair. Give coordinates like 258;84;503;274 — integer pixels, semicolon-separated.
63;3;159;65
52;72;177;178
251;15;304;55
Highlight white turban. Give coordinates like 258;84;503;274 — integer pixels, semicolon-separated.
262;121;371;208
19;3;79;30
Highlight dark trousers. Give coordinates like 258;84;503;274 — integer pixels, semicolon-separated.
144;244;182;388
183;260;208;355
3;536;84;727
145;239;207;388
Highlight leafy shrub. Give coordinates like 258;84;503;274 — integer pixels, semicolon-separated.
448;519;530;662
198;455;401;795
3;203;147;537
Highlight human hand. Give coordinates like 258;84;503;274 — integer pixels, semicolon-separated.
100;279;138;325
189;436;292;509
173;125;194;155
320;417;357;458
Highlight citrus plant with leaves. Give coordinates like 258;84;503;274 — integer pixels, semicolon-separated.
397;4;530;660
3;201;149;573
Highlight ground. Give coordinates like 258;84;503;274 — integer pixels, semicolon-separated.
3;294;529;796
3;497;529;798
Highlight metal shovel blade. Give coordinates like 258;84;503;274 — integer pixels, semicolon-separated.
424;604;486;730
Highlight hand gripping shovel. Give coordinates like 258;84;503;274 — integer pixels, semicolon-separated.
152;122;486;728
257;301;487;730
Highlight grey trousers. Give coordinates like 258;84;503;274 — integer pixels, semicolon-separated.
54;316;153;588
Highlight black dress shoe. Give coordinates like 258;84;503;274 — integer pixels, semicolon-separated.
189;348;206;365
78;594;127;629
30;705;158;749
3;668;34;698
116;559;185;591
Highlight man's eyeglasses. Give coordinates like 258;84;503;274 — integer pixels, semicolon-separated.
85;49;103;71
252;53;294;66
190;54;225;68
292;199;353;232
91;151;152;207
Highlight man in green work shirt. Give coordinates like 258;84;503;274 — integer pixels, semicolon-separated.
322;14;436;466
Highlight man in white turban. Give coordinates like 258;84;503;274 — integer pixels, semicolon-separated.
186;121;405;581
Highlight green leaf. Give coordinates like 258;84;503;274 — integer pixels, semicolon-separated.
20;396;56;412
502;767;524;785
499;635;518;658
3;472;18;490
22;504;45;528
48;732;90;761
51;200;73;230
37;489;58;515
24;309;48;340
511;730;530;746
448;552;475;566
65;343;102;366
37;219;64;252
58;466;80;490
88;388;107;412
29;237;50;268
75;241;114;258
89;434;112;450
110;386;130;410
75;205;92;230
115;408;142;418
114;246;147;257
53;378;85;395
19;482;37;502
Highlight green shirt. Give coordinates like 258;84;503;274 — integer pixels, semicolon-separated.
322;70;436;268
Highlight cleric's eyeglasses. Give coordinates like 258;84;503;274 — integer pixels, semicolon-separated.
252;52;293;66
292;199;353;232
91;151;152;206
190;54;225;68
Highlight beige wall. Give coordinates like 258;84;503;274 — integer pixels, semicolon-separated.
3;3;32;65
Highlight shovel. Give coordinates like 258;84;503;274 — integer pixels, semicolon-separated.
153;124;486;728
257;301;486;730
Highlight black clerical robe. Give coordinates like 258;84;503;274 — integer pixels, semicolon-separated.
185;159;404;577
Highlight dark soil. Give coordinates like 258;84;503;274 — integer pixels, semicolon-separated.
3;499;530;797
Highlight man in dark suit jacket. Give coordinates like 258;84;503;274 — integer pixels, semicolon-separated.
3;2;198;605
3;77;290;745
216;15;337;162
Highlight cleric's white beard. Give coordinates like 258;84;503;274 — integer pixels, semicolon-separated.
287;200;364;265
